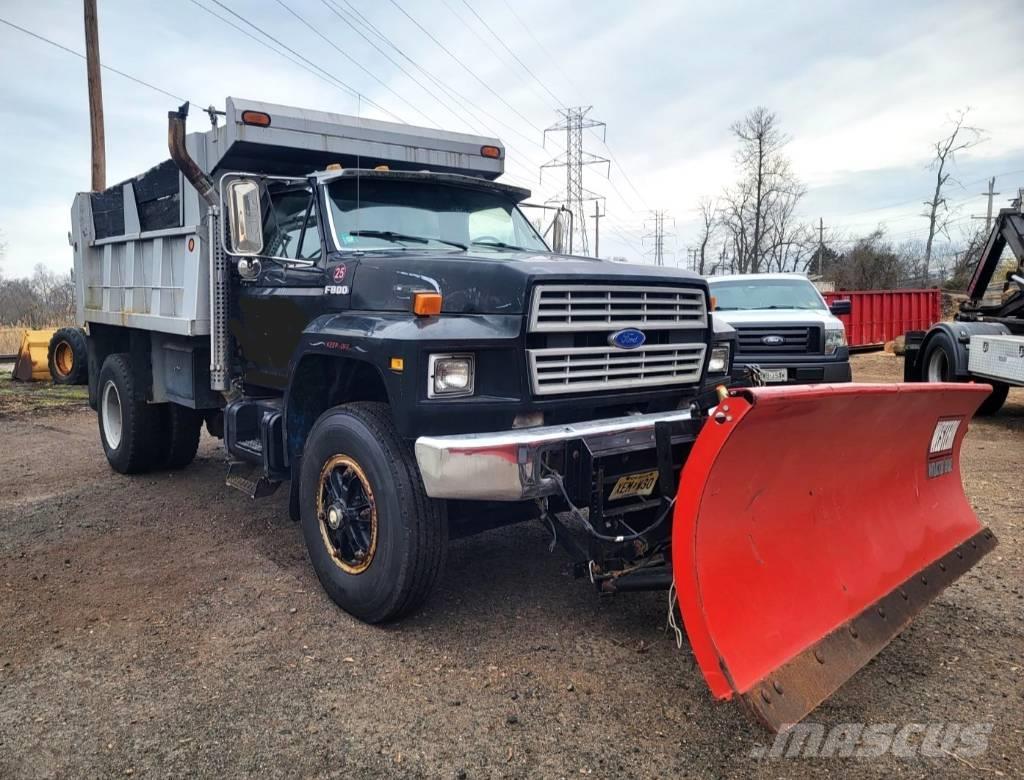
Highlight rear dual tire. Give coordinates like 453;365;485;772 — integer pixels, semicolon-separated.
97;353;202;473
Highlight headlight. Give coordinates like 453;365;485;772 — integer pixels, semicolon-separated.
428;353;475;398
708;344;730;374
824;328;847;355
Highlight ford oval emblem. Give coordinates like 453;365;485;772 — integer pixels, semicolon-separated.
609;328;646;349
762;335;784;345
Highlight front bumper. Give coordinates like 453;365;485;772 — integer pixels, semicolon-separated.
414;408;696;501
733;358;851;384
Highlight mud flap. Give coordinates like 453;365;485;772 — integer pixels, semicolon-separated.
671;383;997;732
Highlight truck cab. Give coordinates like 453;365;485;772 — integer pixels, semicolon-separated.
707;273;851;385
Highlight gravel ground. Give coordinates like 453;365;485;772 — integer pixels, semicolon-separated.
0;354;1021;778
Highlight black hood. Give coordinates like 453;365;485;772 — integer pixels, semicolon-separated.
342;249;707;314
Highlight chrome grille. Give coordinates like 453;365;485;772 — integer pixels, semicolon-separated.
529;284;706;331
735;325;820;355
527;344;707;396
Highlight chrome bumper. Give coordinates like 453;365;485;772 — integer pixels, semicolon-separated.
414;408;695;501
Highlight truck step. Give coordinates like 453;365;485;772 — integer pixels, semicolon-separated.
225;460;280;499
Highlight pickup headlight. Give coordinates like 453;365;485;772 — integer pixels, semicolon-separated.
824;328;847;355
708;344;730;374
428;353;475;398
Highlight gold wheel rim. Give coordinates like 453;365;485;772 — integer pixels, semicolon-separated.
316;455;378;575
55;341;74;376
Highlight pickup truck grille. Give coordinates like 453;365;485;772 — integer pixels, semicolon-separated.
529;284;706;331
528;344;707;396
526;283;709;396
734;325;821;355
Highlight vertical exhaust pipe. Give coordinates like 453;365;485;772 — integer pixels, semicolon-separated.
167;101;229;391
168;102;217;207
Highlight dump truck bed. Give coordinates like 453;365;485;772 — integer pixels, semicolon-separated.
72;97;506;336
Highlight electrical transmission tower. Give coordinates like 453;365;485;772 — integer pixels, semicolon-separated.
541;107;609;255
643;210;670;266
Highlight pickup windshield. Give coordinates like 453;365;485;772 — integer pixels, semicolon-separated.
709;278;827;311
326;178;548;253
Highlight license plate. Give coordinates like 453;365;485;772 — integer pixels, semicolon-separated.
608;469;659;501
760;368;789;383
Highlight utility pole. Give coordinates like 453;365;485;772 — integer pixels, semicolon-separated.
84;0;106;191
971;177;1000;231
541;107;609;255
592;200;604;258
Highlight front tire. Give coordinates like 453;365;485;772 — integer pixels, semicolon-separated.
299;402;447;623
97;354;161;474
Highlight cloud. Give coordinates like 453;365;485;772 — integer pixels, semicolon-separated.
0;0;1021;274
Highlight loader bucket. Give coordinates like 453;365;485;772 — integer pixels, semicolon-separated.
11;329;54;382
671;383;996;732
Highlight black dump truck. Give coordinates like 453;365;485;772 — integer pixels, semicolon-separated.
71;98;735;622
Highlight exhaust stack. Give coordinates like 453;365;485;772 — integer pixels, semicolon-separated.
168;102;217;207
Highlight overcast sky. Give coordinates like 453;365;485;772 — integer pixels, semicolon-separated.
1;0;1022;277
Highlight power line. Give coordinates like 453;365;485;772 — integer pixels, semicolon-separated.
0;16;195;104
205;0;401;122
497;0;583;103
273;0;440;128
386;0;551;139
456;0;564;107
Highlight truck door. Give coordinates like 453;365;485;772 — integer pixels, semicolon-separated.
231;185;326;391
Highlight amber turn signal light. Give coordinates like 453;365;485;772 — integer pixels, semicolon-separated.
413;292;442;316
241;110;272;127
480;145;501;159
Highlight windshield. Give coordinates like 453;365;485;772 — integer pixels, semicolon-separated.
326;178;548;253
709;278;827;311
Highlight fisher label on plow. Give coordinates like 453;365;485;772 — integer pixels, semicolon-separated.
928;418;962;479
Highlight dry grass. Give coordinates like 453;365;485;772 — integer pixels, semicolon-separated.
0;327;26;356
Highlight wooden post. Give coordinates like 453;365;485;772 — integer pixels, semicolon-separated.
84;0;106;191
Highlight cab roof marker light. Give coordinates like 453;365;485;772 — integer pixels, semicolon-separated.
480;145;501;159
240;110;271;127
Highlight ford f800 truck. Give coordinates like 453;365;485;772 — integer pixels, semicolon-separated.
70;98;997;732
73;98;735;623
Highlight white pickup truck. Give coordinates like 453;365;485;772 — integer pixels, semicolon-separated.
707;273;852;384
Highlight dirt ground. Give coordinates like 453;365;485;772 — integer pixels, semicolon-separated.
0;355;1021;778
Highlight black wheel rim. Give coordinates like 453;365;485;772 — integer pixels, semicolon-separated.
316;455;377;574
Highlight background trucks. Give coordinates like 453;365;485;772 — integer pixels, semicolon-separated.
71;98;996;731
905;194;1024;414
706;273;851;385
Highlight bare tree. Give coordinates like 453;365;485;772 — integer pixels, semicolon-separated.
693;197;717;275
720;107;806;273
922;109;985;281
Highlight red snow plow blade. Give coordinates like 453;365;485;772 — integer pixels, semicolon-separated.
671;383;996;732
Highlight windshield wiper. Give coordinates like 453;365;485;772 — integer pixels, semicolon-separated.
346;230;467;250
471;239;528;251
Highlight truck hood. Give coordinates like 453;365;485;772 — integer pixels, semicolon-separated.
713;308;843;328
344;249;707;315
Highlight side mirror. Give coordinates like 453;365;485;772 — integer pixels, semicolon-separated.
829;299;852;316
225;178;263;255
551;207;571;255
